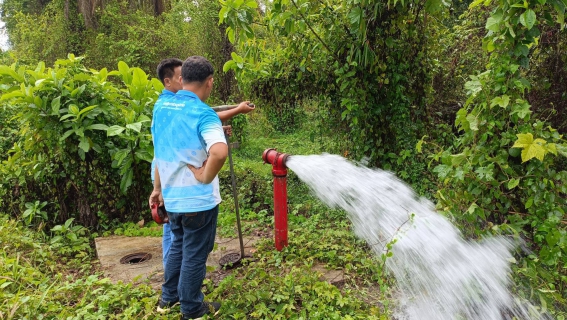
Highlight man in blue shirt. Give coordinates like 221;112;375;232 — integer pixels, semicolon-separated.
153;58;183;270
153;58;254;270
149;56;253;319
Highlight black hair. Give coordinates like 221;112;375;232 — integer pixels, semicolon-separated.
156;58;183;84
181;56;214;83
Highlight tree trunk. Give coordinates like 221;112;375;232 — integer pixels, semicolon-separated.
77;0;99;29
153;0;164;16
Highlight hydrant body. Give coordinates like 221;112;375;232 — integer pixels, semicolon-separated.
273;176;288;251
262;149;290;251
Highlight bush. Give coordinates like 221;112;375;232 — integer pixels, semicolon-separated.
0;215;160;319
0;56;161;228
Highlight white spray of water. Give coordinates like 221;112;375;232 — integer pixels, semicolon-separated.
286;154;547;320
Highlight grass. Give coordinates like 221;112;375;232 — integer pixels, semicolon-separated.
0;210;390;319
0;108;392;319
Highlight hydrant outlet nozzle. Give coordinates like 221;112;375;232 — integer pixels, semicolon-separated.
262;148;290;176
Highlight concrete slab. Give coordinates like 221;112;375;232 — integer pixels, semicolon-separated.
311;263;345;286
94;235;260;290
95;235;349;292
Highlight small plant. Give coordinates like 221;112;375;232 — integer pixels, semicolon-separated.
113;221;163;237
230;113;249;144
22;200;48;226
50;218;91;257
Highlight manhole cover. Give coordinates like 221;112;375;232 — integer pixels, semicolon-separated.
120;252;152;264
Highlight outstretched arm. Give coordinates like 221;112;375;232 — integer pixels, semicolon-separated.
216;101;255;122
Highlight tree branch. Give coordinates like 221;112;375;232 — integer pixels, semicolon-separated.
290;0;340;62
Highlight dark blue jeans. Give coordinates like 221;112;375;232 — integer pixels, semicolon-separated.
161;205;218;315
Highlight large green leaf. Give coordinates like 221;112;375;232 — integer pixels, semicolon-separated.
78;136;90;153
118;61;129;75
107;125;126;136
60;114;76;121
490;95;510;108
520;9;537;29
51;96;61;115
511;100;532;119
486;11;503;32
223;60;237;72
474;165;494;181
117;61;132;85
0;65;24;82
130;68;148;100
348;7;362;26
126;122;143;133
245;0;257;8
131;68;147;87
466;114;479;131
114;149;130;166
512;133;548;162
86;124;109;131
507;178;520;189
69;104;80;115
151;78;164;91
59;129;75;141
120;167;133;194
218;5;229;23
425;0;443;14
1;90;25;101
455;108;470;131
135;149;154;163
433;164;452;179
78;105;97;118
137;114;151;123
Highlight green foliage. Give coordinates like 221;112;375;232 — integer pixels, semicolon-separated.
112;221;164;237
50;218;91;257
0;215;163;319
219;159;273;217
230;113;249;144
212;267;381;319
221;0;446;180
1;0;566;315
22;200;47;226
0;103;19;162
266;101;305;133
106;61;162;195
3;0;87;65
429;0;567;308
526;25;567;134
0;199;390;319
1;0;238;102
209;210;389;319
89;4;160;68
0;55;161;227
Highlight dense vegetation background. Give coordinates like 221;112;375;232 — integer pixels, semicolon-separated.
0;0;566;318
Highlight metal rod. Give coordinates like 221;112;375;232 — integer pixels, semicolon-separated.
226;133;245;258
212;103;255;112
212;105;238;112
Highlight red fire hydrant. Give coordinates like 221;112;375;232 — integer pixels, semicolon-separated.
262;149;291;251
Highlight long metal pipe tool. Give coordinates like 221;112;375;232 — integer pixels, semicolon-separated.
218;103;256;268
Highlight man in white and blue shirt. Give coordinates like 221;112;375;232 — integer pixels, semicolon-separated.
149;56;254;319
153;58;254;270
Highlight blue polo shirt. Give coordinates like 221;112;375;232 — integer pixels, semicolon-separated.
151;90;226;213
